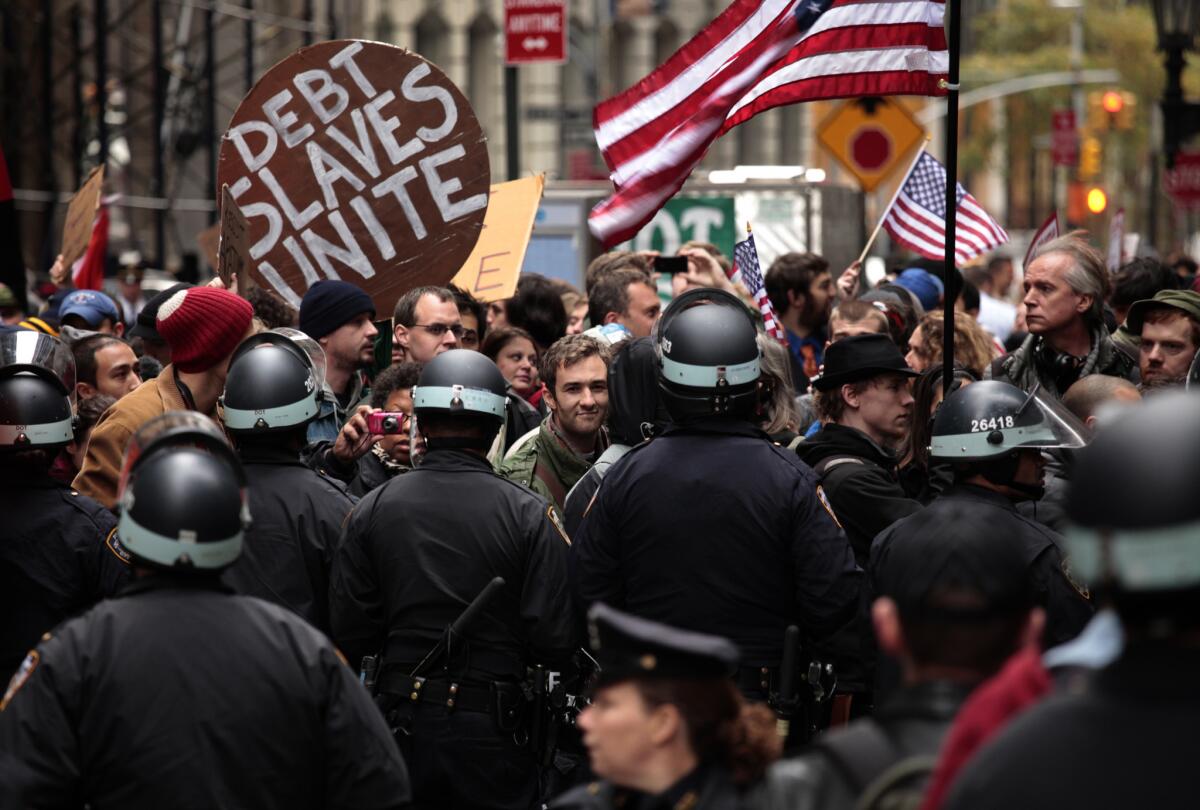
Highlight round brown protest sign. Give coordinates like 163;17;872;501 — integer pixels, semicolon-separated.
217;40;490;316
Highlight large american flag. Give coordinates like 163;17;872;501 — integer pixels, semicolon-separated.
732;233;787;342
883;151;1008;265
589;0;949;246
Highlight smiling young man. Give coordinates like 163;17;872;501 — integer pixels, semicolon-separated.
500;333;611;517
988;234;1135;398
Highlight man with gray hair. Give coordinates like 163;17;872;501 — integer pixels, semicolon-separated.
987;233;1135;398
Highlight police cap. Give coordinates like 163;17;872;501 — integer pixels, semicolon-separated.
587;603;739;687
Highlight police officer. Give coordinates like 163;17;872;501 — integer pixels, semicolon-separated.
553;604;793;810
329;349;577;810
941;392;1200;810
572;289;861;702
219;328;356;632
0;330;129;674
0;412;410;809
871;381;1094;655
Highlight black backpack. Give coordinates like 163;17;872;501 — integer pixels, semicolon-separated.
814;722;938;810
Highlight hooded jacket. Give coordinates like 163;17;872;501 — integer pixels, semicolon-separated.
795;423;922;565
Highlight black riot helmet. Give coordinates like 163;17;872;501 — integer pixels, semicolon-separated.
220;328;325;434
116;412;249;572
1065;393;1200;612
0;331;76;451
930;380;1089;497
654;288;761;421
414;349;508;422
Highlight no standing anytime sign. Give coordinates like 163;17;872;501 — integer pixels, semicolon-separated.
217;41;491;315
505;0;567;65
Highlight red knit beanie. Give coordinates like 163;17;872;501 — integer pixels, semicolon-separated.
156;287;254;373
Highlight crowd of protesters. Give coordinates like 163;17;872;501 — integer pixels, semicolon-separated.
1;227;1199;810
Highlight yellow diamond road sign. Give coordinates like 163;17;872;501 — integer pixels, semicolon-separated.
817;99;925;192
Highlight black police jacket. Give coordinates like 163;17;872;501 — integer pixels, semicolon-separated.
794;423;922;566
222;445;356;633
572;418;862;667
553;764;744;810
329;448;578;680
870;484;1093;648
942;643;1200;810
0;576;411;809
0;471;130;674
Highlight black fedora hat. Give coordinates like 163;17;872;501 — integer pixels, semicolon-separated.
812;333;918;392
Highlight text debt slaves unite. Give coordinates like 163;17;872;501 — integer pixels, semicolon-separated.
226;41;488;306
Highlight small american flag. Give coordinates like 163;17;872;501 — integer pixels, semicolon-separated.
883;151;1008;266
731;233;787;343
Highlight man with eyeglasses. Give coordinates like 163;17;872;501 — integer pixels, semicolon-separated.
298;280;379;445
393;286;463;364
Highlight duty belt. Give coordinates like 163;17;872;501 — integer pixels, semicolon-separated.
380;672;495;714
735;665;780;697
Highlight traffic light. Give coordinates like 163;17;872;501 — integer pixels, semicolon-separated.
1088;89;1136;131
1079;136;1103;180
1086;187;1108;214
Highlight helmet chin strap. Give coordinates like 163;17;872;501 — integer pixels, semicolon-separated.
1004;481;1046;502
976;454;1044;502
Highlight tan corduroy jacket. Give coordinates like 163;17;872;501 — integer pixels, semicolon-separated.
72;366;217;509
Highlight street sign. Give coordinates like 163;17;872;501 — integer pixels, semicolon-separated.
817;99;925;192
1165;151;1200;210
505;0;567;65
1051;109;1077;167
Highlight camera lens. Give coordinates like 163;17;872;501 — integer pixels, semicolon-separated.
382;415;398;432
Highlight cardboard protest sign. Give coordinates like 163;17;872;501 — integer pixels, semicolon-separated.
217;184;254;295
196;223;221;271
60;166;105;270
451;174;544;302
217;40;490;315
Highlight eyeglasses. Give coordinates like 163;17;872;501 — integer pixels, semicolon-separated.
411;322;465;339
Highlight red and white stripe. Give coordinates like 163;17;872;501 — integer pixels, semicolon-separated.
589;0;949;247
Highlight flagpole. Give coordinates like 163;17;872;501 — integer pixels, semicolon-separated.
857;140;930;266
941;0;962;396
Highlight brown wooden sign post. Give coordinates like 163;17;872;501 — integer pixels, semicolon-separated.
60;166;105;270
217;184;253;295
217;40;490;316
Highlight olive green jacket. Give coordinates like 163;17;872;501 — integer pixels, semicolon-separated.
498;416;607;516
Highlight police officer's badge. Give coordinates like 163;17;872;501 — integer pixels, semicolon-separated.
815;485;843;529
1;649;40;711
1061;557;1091;601
547;505;571;546
105;527;132;565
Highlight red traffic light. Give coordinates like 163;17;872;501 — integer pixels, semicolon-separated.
1101;91;1124;114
